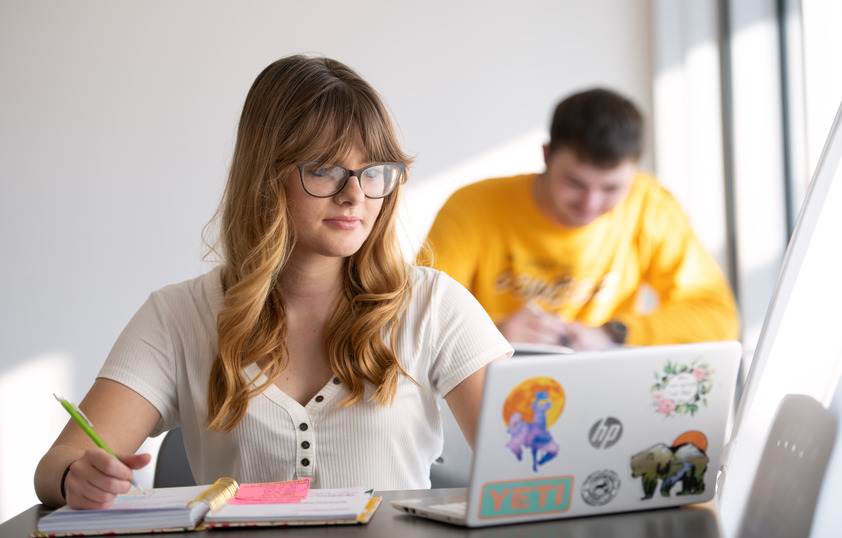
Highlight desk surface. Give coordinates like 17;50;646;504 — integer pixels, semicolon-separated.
5;488;722;538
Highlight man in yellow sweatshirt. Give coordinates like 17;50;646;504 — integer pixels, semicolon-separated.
419;88;739;350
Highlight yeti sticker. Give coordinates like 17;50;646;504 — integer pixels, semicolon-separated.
502;377;565;472
630;431;709;499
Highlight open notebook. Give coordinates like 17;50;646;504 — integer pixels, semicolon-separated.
35;478;379;536
394;341;741;527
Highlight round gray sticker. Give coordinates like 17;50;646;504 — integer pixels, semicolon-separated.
582;469;621;506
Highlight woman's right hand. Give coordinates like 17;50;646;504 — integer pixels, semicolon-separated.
35;378;162;508
64;448;151;509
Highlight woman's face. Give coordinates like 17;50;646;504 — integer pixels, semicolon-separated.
284;141;386;265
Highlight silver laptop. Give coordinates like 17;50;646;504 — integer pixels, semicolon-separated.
394;341;741;527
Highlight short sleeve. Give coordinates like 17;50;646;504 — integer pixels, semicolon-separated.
97;292;180;433
405;266;513;397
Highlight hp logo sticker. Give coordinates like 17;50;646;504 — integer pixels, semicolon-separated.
588;417;623;449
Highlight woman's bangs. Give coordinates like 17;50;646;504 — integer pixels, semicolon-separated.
286;108;348;166
282;86;405;168
354;100;406;164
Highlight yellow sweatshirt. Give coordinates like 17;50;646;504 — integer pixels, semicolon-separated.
418;173;739;346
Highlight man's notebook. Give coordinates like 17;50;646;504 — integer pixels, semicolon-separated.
35;478;380;536
393;341;741;527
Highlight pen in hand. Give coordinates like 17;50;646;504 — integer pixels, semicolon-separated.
524;301;574;348
53;393;143;492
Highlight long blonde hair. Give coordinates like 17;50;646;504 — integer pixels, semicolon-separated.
205;55;413;432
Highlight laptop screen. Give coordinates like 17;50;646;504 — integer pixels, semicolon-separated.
718;101;842;535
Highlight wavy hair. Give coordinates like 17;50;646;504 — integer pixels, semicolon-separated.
204;55;413;432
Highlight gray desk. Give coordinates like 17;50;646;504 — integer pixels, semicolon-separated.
4;488;721;537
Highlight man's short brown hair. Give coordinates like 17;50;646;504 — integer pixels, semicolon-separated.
549;88;644;168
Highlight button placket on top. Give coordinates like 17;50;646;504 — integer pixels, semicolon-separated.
295;377;344;478
275;401;311;479
242;364;346;483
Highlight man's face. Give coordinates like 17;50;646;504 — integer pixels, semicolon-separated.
535;146;637;228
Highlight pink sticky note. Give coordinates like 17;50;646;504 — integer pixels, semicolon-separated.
228;478;311;505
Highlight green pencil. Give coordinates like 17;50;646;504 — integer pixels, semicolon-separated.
53;393;142;491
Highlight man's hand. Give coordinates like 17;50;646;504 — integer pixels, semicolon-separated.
497;307;568;345
559;322;615;351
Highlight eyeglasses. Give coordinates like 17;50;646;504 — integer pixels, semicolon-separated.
297;162;405;199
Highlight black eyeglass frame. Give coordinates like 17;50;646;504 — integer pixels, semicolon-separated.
296;162;405;199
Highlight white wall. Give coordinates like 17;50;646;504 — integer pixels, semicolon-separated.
0;0;652;521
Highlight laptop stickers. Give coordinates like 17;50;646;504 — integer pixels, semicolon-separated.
489;357;717;516
502;377;565;472
651;358;714;417
479;475;574;519
391;342;740;527
581;469;621;506
630;431;709;500
476;377;573;519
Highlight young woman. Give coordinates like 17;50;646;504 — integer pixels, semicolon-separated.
34;55;511;509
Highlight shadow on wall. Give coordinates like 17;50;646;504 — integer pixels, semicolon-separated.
0;355;73;523
0;354;165;524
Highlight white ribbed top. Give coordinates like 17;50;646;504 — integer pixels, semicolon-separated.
98;265;512;489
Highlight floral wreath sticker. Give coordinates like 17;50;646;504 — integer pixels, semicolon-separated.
651;359;713;417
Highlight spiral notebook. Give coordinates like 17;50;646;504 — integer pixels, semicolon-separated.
35;478;380;536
